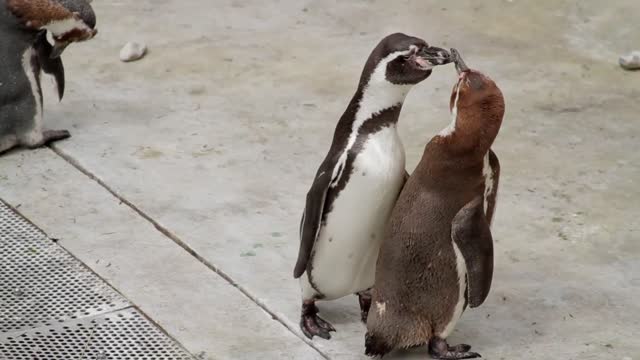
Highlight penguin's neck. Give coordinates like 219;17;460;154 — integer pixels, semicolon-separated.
342;79;411;135
355;77;411;123
438;83;463;139
327;80;409;180
437;103;501;157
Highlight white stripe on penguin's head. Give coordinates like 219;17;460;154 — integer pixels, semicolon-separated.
330;48;415;183
439;80;462;137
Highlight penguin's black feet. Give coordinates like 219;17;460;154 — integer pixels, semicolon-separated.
300;301;335;340
357;290;372;323
429;337;480;359
42;129;71;144
447;344;473;353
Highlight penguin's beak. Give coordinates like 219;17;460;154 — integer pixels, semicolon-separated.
50;40;70;59
451;48;470;74
451;48;486;90
418;46;452;67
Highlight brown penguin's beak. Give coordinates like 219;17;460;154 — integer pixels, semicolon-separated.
418;46;452;67
50;41;70;59
451;48;470;74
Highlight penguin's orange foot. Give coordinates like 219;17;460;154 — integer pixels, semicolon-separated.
300;301;335;340
357;290;372;323
429;337;480;359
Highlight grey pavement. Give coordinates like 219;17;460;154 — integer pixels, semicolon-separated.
0;0;639;359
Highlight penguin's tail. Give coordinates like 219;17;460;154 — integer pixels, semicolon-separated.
364;331;392;358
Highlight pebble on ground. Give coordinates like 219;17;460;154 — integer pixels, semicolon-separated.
619;51;640;70
120;41;147;62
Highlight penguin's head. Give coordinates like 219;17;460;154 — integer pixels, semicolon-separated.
444;48;504;148
360;33;451;87
47;0;98;58
449;48;503;111
6;0;97;58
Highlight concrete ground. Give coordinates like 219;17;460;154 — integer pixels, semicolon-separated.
1;0;639;359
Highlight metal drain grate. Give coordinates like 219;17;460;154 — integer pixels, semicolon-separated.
0;202;130;333
0;308;194;360
0;201;194;359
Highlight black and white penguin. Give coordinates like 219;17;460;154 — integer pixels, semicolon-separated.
0;0;97;154
365;49;504;359
293;33;451;340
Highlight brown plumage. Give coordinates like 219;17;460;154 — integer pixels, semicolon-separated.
365;51;505;359
6;0;73;28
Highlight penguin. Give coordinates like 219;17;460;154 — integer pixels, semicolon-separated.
0;0;97;154
365;49;504;359
293;33;452;340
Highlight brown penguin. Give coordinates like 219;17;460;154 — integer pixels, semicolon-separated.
364;49;504;359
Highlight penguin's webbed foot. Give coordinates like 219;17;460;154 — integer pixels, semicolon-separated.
357;290;372;323
300;301;335;340
28;130;71;149
429;337;481;359
41;129;71;145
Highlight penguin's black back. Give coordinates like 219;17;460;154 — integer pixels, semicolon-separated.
0;0;40;136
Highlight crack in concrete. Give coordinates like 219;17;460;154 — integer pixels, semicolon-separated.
1;200;195;358
49;144;330;360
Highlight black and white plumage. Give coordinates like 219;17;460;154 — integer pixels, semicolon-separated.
0;0;96;154
293;33;451;340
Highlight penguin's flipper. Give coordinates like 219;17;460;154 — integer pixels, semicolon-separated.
485;150;500;225
451;196;493;308
293;166;333;278
35;31;65;100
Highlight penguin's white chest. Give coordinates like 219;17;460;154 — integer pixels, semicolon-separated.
21;47;44;144
307;126;406;300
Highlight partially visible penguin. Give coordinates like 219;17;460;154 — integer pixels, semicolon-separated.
365;49;504;359
0;0;97;154
293;33;451;340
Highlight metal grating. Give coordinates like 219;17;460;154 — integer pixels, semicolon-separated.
0;308;194;360
0;202;130;333
0;201;195;359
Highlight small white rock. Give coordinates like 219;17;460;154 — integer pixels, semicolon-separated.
119;41;147;62
619;50;640;70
